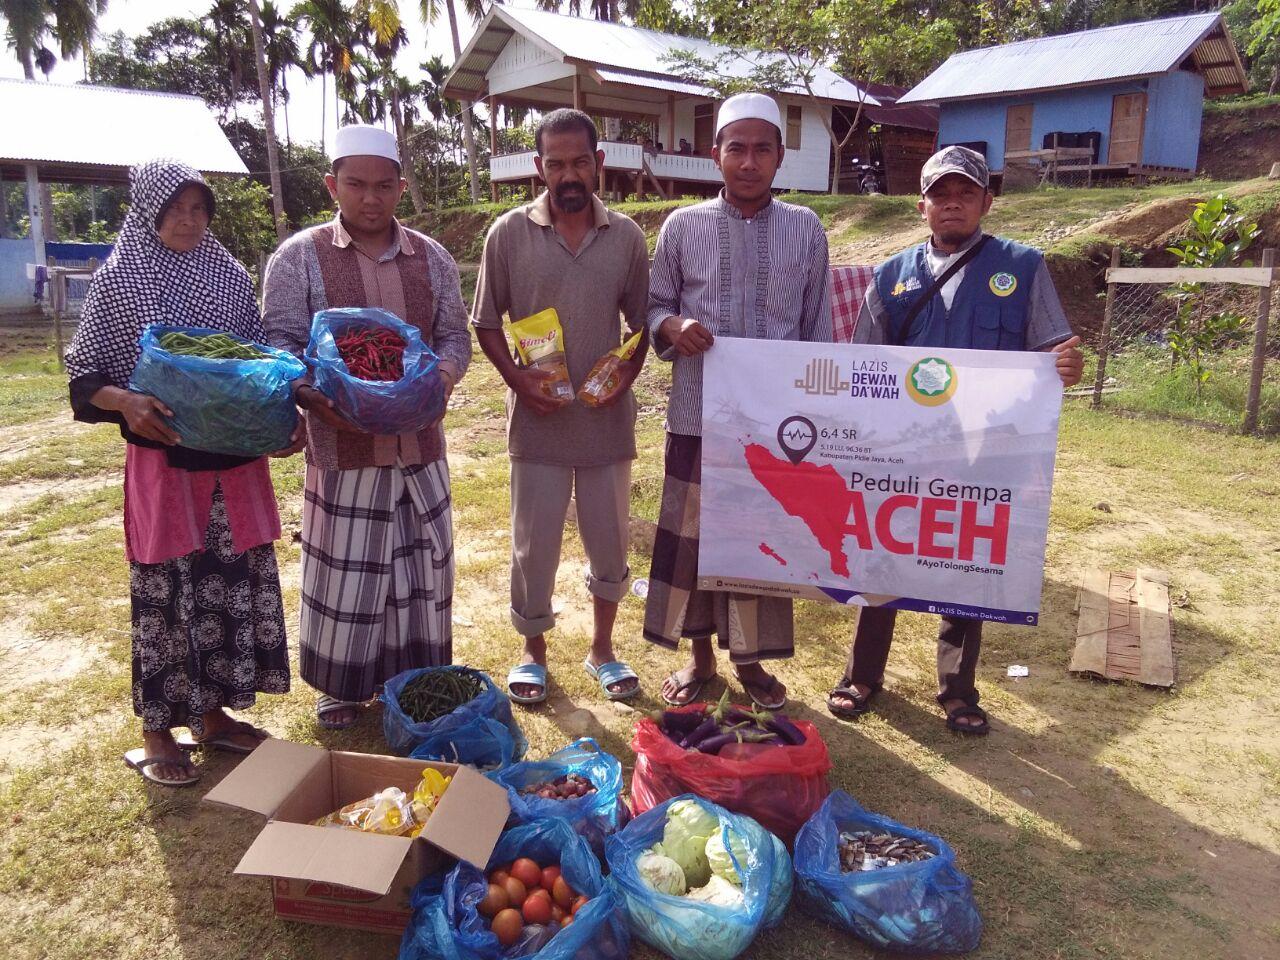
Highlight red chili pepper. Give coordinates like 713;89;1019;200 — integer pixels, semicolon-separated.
336;327;406;381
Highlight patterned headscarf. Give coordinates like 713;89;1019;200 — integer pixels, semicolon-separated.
65;159;263;386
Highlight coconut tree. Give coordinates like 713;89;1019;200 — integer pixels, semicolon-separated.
247;0;289;240
417;0;491;202
292;0;359;151
259;0;303;157
0;0;108;79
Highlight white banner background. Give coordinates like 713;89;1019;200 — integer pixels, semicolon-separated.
697;339;1063;624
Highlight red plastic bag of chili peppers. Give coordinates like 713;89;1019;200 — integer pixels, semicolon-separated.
630;702;832;846
306;307;446;435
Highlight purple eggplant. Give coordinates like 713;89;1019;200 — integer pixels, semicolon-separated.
695;731;740;754
680;716;720;749
765;713;807;746
660;710;706;734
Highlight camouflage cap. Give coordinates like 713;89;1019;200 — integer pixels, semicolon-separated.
920;145;989;195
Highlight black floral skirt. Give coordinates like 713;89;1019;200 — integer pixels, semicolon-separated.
129;485;290;734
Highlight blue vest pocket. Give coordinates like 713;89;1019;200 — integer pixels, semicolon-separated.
999;305;1027;349
972;309;1002;349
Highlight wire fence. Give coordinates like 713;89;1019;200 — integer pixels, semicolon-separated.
1090;249;1279;435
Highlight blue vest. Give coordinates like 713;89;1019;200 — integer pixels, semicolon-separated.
873;236;1041;349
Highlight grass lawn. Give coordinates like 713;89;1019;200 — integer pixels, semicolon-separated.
0;337;1278;960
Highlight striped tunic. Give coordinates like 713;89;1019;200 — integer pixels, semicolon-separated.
646;195;832;436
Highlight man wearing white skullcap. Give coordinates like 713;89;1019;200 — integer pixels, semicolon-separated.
643;92;832;710
262;123;473;729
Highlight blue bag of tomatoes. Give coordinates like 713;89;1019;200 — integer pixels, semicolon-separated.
486;739;628;857
129;324;304;457
399;817;628;960
306;307;445;435
792;790;982;953
604;794;792;960
385;666;527;768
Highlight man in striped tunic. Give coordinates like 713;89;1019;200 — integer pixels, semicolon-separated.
263;124;472;728
644;93;832;708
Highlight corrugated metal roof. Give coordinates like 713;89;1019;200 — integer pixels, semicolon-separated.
0;80;248;173
899;12;1247;104
446;7;879;107
592;67;712;98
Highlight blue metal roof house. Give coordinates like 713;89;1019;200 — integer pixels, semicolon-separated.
897;13;1249;185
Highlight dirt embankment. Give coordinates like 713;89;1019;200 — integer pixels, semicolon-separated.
1199;103;1280;181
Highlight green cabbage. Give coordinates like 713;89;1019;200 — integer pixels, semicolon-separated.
636;852;687;896
705;827;750;886
684;874;746;908
654;799;718;888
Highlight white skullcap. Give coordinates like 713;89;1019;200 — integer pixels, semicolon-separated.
714;92;782;138
333;123;400;167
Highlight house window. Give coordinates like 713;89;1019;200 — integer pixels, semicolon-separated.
786;105;802;149
694;103;714;154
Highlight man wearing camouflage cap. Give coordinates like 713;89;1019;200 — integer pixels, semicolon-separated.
826;145;1083;735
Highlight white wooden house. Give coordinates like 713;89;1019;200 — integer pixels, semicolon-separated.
443;7;882;198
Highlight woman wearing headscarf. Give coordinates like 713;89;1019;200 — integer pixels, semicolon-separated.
65;159;300;787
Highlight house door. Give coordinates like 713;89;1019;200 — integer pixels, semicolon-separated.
694;103;714;155
1108;93;1146;165
1004;104;1033;157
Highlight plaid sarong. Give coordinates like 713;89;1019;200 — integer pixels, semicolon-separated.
643;433;793;664
831;264;875;344
300;460;454;702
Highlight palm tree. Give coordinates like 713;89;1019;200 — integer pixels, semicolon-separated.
292;0;359;152
418;0;489;203
247;0;289;240
259;1;302;157
0;0;107;80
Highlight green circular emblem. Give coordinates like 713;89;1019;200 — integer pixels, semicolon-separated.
989;272;1018;297
906;357;958;407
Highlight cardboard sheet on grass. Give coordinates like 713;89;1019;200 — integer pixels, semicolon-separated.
205;738;510;934
698;339;1063;624
1070;568;1174;687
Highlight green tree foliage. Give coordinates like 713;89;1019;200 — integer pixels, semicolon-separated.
0;0;106;79
221;119;334;229
208;176;277;276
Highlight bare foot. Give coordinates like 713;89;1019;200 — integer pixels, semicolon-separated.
512;635;547;700
586;648;639;696
828;682;873;714
734;662;786;708
660;661;717;705
199;709;267;750
140;729;196;784
942;698;988;731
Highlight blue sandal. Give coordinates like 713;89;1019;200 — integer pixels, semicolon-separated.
583;659;641;701
507;663;548;704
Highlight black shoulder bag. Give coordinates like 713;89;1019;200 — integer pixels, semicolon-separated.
889;234;992;346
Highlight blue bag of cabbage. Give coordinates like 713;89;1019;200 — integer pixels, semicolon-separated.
129;324;304;457
384;666;528;769
487;739;627;857
604;794;792;960
792;790;982;953
306;306;445;435
399;817;628;960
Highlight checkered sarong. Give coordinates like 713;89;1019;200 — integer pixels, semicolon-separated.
300;461;454;702
643;433;793;665
831;264;875;344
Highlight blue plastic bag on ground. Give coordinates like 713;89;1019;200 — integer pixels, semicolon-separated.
604;794;792;960
399;817;629;960
385;666;527;767
487;739;627;856
129;324;304;456
306;307;445;435
793;790;982;954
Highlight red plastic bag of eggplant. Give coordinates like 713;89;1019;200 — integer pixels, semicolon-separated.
630;693;831;846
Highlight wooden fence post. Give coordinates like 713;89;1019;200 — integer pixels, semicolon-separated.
1243;247;1275;435
1093;246;1121;408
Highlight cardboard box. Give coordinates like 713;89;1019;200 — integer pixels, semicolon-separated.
205;738;510;935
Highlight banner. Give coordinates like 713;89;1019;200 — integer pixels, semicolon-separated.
697;339;1063;624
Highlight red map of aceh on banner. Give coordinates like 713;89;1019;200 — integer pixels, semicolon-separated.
744;443;856;577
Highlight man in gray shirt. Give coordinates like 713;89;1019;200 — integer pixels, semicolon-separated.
644;92;832;709
827;145;1083;735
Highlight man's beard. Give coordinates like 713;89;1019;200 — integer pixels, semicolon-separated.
554;182;589;213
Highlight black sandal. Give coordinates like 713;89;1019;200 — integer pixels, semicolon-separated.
827;684;876;721
944;703;990;736
661;671;717;706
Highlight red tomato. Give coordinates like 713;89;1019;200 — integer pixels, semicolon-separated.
552;876;574;911
571;895;589;916
501;876;527;909
510;858;542;890
540;865;562;891
477;883;509;918
491;908;522;947
522;889;553;925
489;869;510;886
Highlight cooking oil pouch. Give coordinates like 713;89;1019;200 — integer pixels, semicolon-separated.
509;308;573;403
577;329;643;407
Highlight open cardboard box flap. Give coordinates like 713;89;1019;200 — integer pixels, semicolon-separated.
235;820;415;895
204;737;328;818
417;762;509;868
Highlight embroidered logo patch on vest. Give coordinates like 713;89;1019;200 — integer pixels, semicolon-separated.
906;357;958;407
989;272;1018;297
891;277;922;297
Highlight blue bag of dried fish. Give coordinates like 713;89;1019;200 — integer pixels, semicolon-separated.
793;790;982;953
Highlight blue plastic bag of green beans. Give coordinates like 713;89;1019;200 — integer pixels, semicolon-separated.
129;324;304;457
793;790;982;953
384;666;527;768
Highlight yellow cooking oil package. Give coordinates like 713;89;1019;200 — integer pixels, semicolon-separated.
509;308;573;403
313;767;452;838
577;329;644;407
